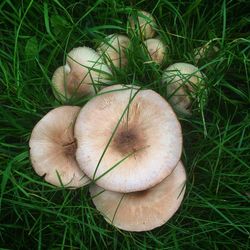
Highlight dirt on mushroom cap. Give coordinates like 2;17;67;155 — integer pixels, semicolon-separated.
90;161;186;232
29;106;90;188
75;84;182;193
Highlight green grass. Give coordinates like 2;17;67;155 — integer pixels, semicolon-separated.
1;0;250;249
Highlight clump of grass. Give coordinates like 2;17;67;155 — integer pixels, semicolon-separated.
0;0;249;249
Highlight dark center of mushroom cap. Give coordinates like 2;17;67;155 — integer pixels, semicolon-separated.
62;139;77;158
112;126;147;156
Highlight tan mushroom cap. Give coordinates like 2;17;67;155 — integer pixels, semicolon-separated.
90;161;186;232
194;44;219;64
29;106;90;188
75;84;182;193
162;62;206;116
52;64;71;101
97;34;130;68
52;46;112;101
129;10;156;40
143;38;166;64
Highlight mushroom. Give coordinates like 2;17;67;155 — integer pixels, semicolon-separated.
75;84;182;193
143;38;166;64
97;34;131;68
128;10;156;40
194;43;219;64
51;64;71;101
89;161;186;232
29;106;90;188
52;46;112;101
162;62;207;116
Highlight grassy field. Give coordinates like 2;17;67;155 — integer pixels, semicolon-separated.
1;0;250;249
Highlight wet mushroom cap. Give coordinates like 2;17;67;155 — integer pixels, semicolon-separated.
143;38;166;64
97;34;130;68
29;106;90;188
52;46;112;101
75;84;182;193
90;161;186;232
162;62;206;116
129;10;156;40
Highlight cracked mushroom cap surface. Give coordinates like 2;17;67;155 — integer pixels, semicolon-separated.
52;46;112;101
29;106;90;188
90;161;186;232
75;84;182;193
97;34;130;68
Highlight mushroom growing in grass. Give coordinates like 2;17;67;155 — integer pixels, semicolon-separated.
90;161;186;232
194;43;219;64
52;46;112;101
128;10;156;40
75;84;182;193
29;106;90;188
97;34;131;68
143;38;166;64
162;62;207;116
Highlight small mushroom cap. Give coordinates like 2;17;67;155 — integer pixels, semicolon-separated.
194;44;219;64
75;84;182;193
52;46;112;101
162;62;206;116
51;65;71;101
128;10;156;40
90;161;186;232
29;106;90;188
143;38;166;64
97;34;131;68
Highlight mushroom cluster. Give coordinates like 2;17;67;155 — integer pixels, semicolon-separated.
29;84;186;231
29;9;211;232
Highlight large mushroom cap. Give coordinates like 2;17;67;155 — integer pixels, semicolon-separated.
90;161;186;232
52;46;112;101
97;34;130;68
128;10;156;40
75;84;182;193
162;62;206;116
29;106;90;188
